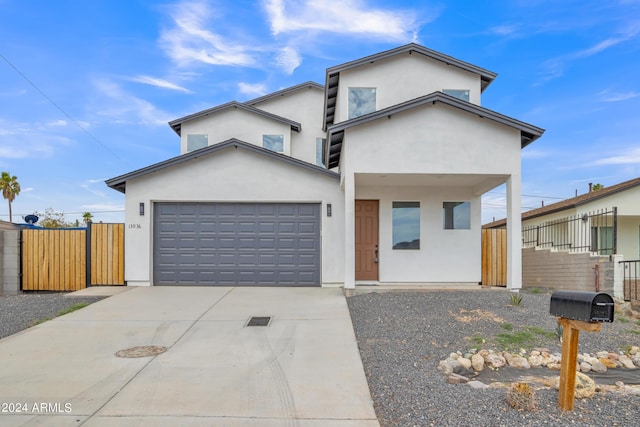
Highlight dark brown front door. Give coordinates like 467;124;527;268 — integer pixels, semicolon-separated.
355;200;379;281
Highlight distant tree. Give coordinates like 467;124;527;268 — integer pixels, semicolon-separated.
592;183;604;191
36;208;73;228
82;211;93;225
0;171;21;223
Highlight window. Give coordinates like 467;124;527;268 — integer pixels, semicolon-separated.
443;89;470;102
591;226;613;255
263;134;284;152
443;201;470;230
187;134;208;152
316;138;326;167
392;202;420;249
349;87;376;119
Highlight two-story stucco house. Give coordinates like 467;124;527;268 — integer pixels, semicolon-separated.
106;43;544;289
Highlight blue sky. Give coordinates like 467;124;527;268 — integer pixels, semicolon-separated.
1;0;639;225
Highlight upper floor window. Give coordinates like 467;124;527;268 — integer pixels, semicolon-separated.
349;87;376;119
392;201;420;249
443;89;470;102
263;134;284;152
443;201;471;230
316;138;326;167
187;134;208;152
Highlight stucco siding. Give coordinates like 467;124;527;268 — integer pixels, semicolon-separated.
180;109;293;156
334;53;482;123
618;216;640;260
356;185;481;283
577;186;640;215
123;147;344;286
342;103;521;176
250;88;326;166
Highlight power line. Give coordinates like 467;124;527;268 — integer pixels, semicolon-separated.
0;52;126;163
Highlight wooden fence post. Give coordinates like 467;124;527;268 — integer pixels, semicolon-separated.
557;318;602;411
85;222;92;287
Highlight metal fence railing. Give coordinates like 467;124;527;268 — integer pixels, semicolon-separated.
522;208;617;255
620;260;640;302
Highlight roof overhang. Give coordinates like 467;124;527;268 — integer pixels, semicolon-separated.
323;43;498;130
106;139;339;193
324;92;545;169
245;81;324;106
168;102;302;136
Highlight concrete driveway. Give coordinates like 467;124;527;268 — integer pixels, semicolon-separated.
0;287;379;426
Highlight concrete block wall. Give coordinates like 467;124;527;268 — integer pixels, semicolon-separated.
0;228;20;295
522;247;620;298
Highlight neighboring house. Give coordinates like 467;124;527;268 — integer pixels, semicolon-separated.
106;43;544;289
484;177;640;261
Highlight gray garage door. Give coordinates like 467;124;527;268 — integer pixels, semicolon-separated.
153;203;321;286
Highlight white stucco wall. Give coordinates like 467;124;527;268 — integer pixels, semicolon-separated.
356;185;481;282
341;102;521;284
342;103;521;175
180;108;294;156
334;52;483;124
250;87;326;166
122;146;344;286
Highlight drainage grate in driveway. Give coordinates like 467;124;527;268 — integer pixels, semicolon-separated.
246;316;271;327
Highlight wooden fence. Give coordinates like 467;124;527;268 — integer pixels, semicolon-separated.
21;223;124;291
481;228;507;287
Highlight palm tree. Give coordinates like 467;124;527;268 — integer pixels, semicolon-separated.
82;211;93;225
0;171;20;223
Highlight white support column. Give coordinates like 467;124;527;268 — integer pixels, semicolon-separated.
344;172;356;289
506;174;522;291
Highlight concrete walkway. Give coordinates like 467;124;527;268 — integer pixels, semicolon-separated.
0;287;379;426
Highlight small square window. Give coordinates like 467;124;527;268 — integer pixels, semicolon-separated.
393;202;420;249
263;134;284;152
443;201;470;230
187;134;208;152
349;87;376;119
443;89;470;102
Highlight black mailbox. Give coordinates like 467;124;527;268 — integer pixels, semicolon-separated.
550;291;614;322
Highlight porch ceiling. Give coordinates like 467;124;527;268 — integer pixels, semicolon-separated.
354;173;507;195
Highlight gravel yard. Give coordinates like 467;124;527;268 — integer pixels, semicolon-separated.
348;288;640;427
0;292;105;340
3;288;639;426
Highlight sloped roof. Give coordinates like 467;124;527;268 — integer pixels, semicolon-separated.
105;139;339;193
323;43;498;129
483;176;640;228
168;101;302;136
245;81;324;106
324;91;545;169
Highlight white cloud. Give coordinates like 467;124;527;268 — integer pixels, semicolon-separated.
238;82;269;97
598;89;639;102
591;147;640;165
160;1;258;67
522;149;549;160
490;24;519;36
0;117;69;159
92;79;173;126
538;22;640;83
130;75;192;93
276;46;301;74
263;0;420;41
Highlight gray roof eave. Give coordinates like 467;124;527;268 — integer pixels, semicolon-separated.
168;102;302;136
105;139;339;193
325;92;545;169
245;81;324;106
322;43;498;129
